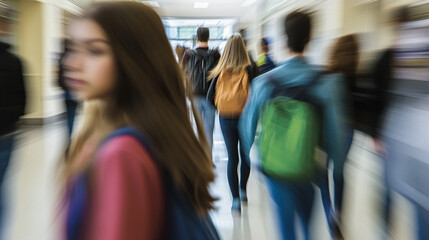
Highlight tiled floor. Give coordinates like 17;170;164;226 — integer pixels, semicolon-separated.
1;117;417;240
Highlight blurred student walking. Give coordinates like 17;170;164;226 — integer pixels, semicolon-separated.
318;34;359;238
256;37;276;75
240;11;348;240
0;3;26;237
62;2;218;239
207;34;256;213
182;27;220;150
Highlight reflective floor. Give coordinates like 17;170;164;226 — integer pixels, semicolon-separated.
1;117;417;240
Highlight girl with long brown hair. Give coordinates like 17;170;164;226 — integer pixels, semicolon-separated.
62;1;217;239
318;34;359;238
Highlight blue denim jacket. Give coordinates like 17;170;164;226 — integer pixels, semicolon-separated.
239;56;349;169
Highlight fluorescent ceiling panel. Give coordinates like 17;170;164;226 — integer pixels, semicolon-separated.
194;2;210;8
142;1;160;7
241;0;257;7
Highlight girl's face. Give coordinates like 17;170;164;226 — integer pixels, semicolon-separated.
63;19;117;101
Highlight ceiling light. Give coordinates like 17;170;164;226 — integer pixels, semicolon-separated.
194;2;210;8
241;0;257;7
141;1;160;8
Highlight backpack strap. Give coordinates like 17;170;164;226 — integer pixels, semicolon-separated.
68;127;220;240
67;127;151;240
100;127;171;175
104;127;219;240
101;127;151;151
194;48;210;58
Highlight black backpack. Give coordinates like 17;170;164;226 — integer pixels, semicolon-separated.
186;48;219;96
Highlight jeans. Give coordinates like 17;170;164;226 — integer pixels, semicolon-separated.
317;128;354;228
194;96;216;149
0;134;14;237
219;117;251;199
382;162;393;233
417;204;429;240
266;177;315;240
64;91;78;137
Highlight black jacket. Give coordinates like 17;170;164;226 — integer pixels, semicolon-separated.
371;48;394;138
0;42;26;136
182;47;221;96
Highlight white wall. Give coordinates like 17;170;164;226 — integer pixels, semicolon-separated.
239;0;411;67
18;0;45;119
241;0;334;64
42;3;64;118
17;0;81;121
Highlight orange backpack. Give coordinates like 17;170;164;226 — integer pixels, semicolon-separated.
215;69;250;116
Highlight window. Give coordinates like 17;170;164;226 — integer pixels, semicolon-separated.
178;27;195;39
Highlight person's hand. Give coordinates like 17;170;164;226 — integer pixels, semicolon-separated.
373;138;386;156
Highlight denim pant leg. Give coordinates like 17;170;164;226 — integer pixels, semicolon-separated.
296;182;315;240
194;97;216;149
266;177;315;240
317;169;332;227
238;134;251;191
219;117;240;199
382;162;393;231
319;128;354;228
266;177;297;240
0;134;14;237
332;128;354;214
204;101;216;149
416;204;429;240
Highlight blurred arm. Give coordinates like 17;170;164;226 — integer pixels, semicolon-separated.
371;49;394;139
317;75;349;173
239;77;271;159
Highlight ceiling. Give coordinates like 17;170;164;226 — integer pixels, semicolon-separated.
141;0;261;18
162;18;237;27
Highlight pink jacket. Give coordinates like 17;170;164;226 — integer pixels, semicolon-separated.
71;135;165;240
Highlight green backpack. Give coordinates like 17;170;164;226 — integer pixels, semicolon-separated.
257;73;323;180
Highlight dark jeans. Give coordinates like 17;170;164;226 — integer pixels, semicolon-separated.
266;177;315;240
317;128;354;228
417;204;429;240
0;134;14;236
382;163;392;233
64;91;78;137
219;117;251;199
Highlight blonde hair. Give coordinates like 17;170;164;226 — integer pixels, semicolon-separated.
209;34;250;79
64;1;216;214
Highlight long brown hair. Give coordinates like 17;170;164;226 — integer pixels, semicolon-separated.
65;1;216;214
327;34;359;81
209;34;250;79
175;45;188;66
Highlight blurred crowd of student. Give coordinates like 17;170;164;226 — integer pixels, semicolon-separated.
1;1;429;240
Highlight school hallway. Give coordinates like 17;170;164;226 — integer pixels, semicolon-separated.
1;117;417;240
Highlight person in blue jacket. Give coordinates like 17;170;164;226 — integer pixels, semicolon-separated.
239;10;349;240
